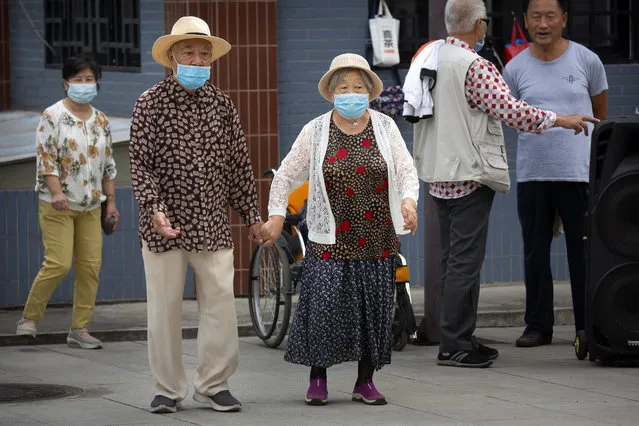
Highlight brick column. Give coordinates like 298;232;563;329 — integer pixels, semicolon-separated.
164;0;279;295
0;0;11;111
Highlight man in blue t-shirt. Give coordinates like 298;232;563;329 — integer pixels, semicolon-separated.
503;0;608;348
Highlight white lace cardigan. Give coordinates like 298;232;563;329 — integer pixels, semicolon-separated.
268;109;420;245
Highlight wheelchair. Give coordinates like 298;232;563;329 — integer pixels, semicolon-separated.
248;169;417;350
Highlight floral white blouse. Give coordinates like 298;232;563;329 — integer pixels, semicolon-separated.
34;100;117;211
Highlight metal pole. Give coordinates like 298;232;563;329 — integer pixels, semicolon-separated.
416;0;448;344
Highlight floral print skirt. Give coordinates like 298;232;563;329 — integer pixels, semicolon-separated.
283;248;396;370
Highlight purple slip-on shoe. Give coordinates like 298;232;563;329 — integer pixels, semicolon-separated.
305;377;328;405
352;380;387;405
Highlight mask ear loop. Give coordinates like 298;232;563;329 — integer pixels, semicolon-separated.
171;52;180;76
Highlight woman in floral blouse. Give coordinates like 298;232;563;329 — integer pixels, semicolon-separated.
260;54;419;406
16;54;119;350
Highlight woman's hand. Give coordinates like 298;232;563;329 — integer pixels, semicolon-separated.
105;200;120;231
259;216;285;247
401;198;418;235
51;192;69;211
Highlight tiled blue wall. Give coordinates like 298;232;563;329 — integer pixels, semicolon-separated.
276;0;639;285
0;188;195;307
9;0;166;118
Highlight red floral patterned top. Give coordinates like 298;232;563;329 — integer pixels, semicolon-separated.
310;120;398;261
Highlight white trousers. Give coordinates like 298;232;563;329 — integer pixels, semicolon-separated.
142;243;239;400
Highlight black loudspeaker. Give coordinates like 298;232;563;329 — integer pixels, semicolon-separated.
582;119;639;363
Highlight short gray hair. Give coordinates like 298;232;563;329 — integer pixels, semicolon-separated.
445;0;486;34
328;68;373;94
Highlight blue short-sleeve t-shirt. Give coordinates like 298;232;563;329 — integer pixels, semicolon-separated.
503;41;608;182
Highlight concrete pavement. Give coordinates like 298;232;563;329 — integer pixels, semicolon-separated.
1;326;639;425
0;282;576;346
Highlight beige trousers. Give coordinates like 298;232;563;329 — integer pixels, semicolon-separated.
141;243;239;401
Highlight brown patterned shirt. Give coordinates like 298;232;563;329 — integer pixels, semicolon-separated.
129;76;261;253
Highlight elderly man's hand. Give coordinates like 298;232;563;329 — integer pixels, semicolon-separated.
248;221;264;244
152;212;181;239
401;198;418;235
555;114;600;136
259;216;285;247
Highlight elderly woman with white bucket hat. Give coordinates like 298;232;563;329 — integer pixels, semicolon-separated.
260;53;420;406
129;16;263;414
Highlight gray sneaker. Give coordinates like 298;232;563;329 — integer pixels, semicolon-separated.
67;328;103;349
150;395;180;414
16;318;36;337
193;390;241;412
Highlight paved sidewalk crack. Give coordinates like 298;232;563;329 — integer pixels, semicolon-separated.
484;393;618;425
36;344;153;378
101;396;199;425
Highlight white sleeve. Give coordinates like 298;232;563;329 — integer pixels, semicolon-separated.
388;119;420;203
268;123;312;217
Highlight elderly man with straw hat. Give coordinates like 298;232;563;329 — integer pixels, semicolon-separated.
129;16;263;414
260;53;419;406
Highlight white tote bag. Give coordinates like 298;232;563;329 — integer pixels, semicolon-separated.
369;0;400;67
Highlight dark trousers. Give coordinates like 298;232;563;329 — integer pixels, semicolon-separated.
517;182;588;335
433;186;495;352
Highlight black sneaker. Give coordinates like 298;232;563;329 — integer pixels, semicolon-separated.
193;390;242;412
437;350;493;368
515;331;552;348
473;339;499;360
150;395;179;413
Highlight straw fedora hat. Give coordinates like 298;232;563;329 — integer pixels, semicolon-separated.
152;16;231;68
318;53;383;102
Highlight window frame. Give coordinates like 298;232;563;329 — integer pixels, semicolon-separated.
44;0;142;73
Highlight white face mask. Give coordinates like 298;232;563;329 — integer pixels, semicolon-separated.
67;83;98;104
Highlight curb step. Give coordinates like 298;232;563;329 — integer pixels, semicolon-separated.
0;308;574;347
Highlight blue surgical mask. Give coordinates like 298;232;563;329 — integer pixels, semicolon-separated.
67;83;97;104
175;61;211;90
474;38;485;52
333;93;369;120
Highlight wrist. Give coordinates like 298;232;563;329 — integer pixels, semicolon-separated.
269;215;285;224
402;198;417;208
150;202;166;216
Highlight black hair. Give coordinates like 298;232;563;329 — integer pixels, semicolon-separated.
62;53;102;81
523;0;568;13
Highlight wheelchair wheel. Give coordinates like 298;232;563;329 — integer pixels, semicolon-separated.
575;330;589;360
248;243;292;348
392;330;408;351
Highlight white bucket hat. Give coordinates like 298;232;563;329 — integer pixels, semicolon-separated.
318;53;384;102
152;16;231;68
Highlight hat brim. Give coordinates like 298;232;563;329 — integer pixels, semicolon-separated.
318;65;384;103
152;34;232;68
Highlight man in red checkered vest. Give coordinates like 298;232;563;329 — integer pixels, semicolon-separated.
412;0;599;368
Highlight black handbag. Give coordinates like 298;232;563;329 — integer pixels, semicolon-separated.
100;201;116;235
